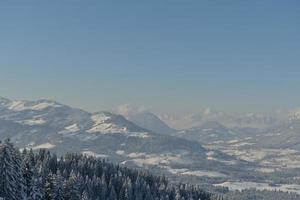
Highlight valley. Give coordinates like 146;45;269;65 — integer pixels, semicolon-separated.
1;97;300;197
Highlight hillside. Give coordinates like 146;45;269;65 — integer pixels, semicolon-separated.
0;139;213;200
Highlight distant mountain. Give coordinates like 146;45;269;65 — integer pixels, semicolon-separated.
158;109;280;130
228;113;280;128
128;112;175;134
254;117;300;150
0;97;248;183
175;121;237;144
289;107;300;121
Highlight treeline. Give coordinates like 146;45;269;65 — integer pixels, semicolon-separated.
0;139;215;200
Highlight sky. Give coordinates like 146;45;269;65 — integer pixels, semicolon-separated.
0;1;300;114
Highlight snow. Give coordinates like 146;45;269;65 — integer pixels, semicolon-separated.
221;147;300;168
214;181;300;195
27;142;36;147
210;140;225;144
21;119;46;125
202;128;215;132
32;143;56;150
87;113;150;138
255;168;275;173
29;102;61;110
290;108;300;120
167;168;189;174
166;167;227;178
127;152;147;158
232;142;255;147
82;151;109;158
7;101;27;111
206;151;215;156
227;140;239;144
87;113;129;134
206;156;237;165
127;132;150;138
124;152;190;167
224;149;268;162
181;170;228;178
116;150;125;155
205;151;237;165
90;113;111;122
64;124;80;133
8;101;61;111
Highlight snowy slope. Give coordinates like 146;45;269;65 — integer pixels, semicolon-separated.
128;112;175;134
0;97;251;184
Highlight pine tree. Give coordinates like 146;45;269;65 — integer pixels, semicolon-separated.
44;172;55;200
81;190;89;200
53;171;64;200
0;140;215;200
65;171;82;200
0;139;23;200
29;172;44;200
21;149;35;197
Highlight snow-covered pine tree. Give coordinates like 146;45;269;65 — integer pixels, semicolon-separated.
29;171;44;200
52;171;64;200
0;140;216;200
0;139;23;200
81;190;89;200
21;148;36;198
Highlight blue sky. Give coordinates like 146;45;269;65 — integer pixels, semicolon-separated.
0;1;300;114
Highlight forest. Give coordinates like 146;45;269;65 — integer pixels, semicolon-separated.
2;139;300;200
0;139;215;200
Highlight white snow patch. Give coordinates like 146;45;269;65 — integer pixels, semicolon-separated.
21;119;46;125
8;101;61;111
166;167;227;178
227;140;239;144
181;170;228;178
232;142;255;147
82;151;109;158
32;143;56;150
65;124;80;133
116;150;125;155
214;181;300;195
87;113;150;138
255;168;275;173
127;152;190;167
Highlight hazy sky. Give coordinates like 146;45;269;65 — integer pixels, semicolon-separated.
0;1;300;114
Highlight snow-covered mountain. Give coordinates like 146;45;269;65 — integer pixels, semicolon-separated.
252;116;300;151
159;109;280;130
0;97;249;182
127;111;175;134
175;121;237;144
5;97;300;192
288;107;300;121
228;113;280;128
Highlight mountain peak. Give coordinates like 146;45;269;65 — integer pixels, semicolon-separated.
8;99;62;112
0;96;11;105
0;96;65;112
87;111;149;135
128;111;175;134
199;121;227;131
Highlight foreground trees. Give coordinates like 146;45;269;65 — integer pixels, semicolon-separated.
0;139;212;200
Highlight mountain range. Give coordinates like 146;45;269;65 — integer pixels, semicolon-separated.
0;96;250;185
2;96;300;195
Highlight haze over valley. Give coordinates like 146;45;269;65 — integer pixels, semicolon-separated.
1;96;300;199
